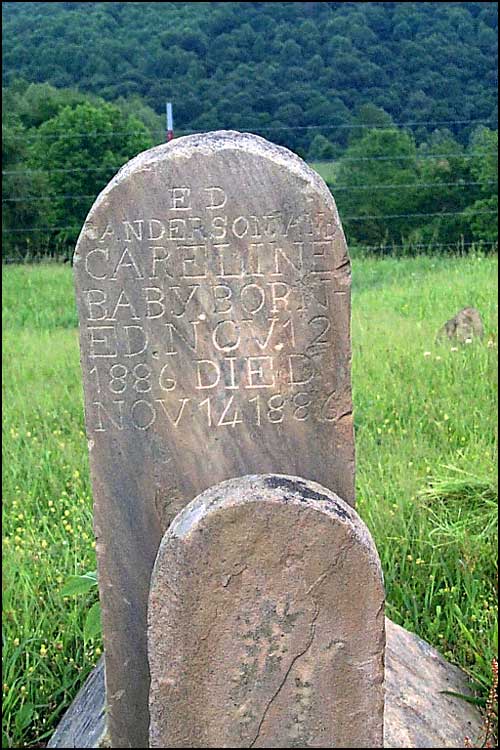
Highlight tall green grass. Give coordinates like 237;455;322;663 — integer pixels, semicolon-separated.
309;160;338;184
2;253;498;747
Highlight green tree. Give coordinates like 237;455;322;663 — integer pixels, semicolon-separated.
2;110;53;260
3;2;496;152
349;104;394;144
113;95;163;143
334;128;419;246
410;129;472;246
465;127;498;242
28;101;152;252
308;134;337;161
15;81;94;129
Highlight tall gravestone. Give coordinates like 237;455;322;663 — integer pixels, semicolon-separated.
148;474;385;748
73;131;354;747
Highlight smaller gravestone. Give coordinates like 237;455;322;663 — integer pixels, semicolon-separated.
148;474;385;748
438;307;484;342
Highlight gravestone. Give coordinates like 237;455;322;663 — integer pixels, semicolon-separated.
48;621;485;749
73;131;354;747
148;474;385;748
438;306;484;342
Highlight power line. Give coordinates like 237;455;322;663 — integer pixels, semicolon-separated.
3;151;497;176
227;117;498;133
2;241;497;265
2;225;80;234
354;239;498;252
345;209;497;221
3;180;497;203
2;165;125;175
5;130;156;141
333;180;497;191
329;151;496;163
2;209;497;234
4;116;497;141
3;194;97;203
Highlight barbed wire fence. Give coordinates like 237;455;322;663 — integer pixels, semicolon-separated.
2;116;498;262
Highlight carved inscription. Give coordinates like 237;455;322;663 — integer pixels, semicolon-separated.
80;187;347;433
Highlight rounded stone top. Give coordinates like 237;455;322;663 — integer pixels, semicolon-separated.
82;129;337;227
154;473;382;582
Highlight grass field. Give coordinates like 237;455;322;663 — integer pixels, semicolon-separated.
2;252;498;747
309;160;338;183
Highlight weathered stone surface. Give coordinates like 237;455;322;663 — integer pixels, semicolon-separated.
48;618;484;749
73;131;353;746
47;656;109;749
384;618;484;748
148;474;385;748
438;306;484;342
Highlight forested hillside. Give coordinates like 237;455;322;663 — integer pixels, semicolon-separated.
3;2;498;149
2;1;498;258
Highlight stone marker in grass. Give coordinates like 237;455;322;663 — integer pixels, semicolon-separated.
148;474;385;748
438;306;484;342
72;131;354;747
48;619;485;749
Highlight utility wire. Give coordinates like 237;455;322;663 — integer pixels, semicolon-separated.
2;240;497;264
3;165;125;175
332;180;497;191
2;209;497;234
355;239;498;251
3;151;497;176
3;194;97;203
3;179;497;203
4;116;497;140
229;117;498;133
329;151;496;163
346;209;497;221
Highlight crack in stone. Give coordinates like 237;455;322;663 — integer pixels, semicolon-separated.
248;604;320;748
222;565;247;588
160;580;180;601
302;538;356;600
304;567;332;597
375;599;385;621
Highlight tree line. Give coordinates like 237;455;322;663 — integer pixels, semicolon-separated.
3;2;498;256
3;2;498;152
2;80;497;259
